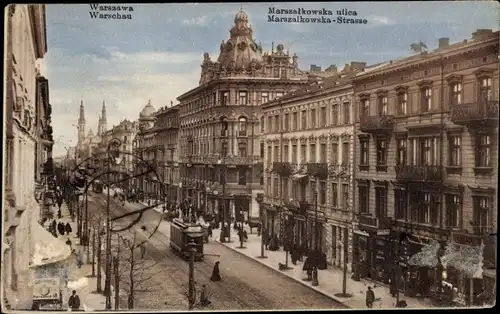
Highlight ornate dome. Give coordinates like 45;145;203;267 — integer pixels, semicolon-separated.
139;100;156;118
216;10;263;71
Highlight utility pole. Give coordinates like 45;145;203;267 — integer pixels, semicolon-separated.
187;240;197;310
114;237;120;310
312;189;319;286
91;231;96;277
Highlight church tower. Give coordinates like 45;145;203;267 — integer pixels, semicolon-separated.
77;100;86;144
98;101;107;136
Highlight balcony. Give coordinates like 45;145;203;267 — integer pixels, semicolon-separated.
284;199;309;214
359;214;392;235
220;130;229;137
451;100;499;127
306;163;328;180
236;130;247;137
272;162;294;177
223;155;261;166
359;115;394;133
395;165;442;182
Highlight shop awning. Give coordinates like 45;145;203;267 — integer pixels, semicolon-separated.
30;223;72;268
291;174;307;180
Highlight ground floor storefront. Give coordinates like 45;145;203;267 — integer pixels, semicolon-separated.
352;231;443;298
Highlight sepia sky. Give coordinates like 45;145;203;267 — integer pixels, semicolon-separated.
42;2;499;156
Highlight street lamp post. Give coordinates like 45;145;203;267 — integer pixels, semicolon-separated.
312;189;319;286
187;240;197;310
217;159;228;243
255;194;267;259
104;137;122;310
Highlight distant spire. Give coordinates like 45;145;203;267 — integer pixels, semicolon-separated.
272;42;274;53
240;4;243;12
101;101;107;123
148;99;151;106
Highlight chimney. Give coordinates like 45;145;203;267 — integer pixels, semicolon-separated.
472;29;493;40
325;65;337;73
438;37;450;49
350;61;367;71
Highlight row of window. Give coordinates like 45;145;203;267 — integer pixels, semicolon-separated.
181;90;285;114
359;77;493;117
359;134;492;170
265;178;350;209
359;186;492;233
262;102;351;133
181;141;248;158
266;142;350;164
180;118;250;137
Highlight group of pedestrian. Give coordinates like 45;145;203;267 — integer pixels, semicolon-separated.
47;220;72;238
262;231;280;251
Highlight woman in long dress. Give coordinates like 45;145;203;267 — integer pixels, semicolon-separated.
210;261;221;281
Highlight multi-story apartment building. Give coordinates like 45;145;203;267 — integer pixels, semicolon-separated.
352;29;498;304
108;119;138;177
177;10;310;221
3;4;70;310
34;75;53;182
133;100;161;199
154;104;180;202
261;62;365;268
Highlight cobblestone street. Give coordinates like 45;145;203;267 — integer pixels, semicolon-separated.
91;194;346;310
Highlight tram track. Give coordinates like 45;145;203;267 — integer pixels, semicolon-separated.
90;195;276;310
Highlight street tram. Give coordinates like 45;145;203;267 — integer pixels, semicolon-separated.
170;218;204;261
93;180;103;193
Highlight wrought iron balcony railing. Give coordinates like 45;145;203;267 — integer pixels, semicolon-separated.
272;162;294;177
359;114;395;133
451;100;499;127
306;163;328;179
395;165;442;182
359;214;392;233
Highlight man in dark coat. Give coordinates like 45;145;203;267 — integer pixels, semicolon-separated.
65;222;72;235
210;261;221;281
68;290;81;311
58;222;65;236
366;286;375;308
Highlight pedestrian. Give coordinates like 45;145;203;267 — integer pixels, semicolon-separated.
210;261;221;282
65;222;72;235
75;250;83;268
66;238;73;251
200;284;211;306
366;286;375;308
58;222;65;236
68;290;81;311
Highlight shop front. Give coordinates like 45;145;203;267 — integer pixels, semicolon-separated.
283;199;308;249
353;215;393;284
264;204;279;238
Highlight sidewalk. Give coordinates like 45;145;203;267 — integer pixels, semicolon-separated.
54;200;125;310
211;226;437;309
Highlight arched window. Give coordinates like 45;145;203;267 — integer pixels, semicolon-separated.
238;117;247;136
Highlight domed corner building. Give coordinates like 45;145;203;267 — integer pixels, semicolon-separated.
133;99;160;199
176;9;310;229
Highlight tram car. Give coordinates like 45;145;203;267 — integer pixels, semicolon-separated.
170;218;205;261
93;180;103;193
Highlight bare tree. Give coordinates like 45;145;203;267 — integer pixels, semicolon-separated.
115;231;158;309
89;203;107;293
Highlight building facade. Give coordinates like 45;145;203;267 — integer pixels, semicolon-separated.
261;62;366;268
34;75;53;182
107;119;139;183
133;100;160;199
352;29;498;304
154;104;180;202
2;4;66;309
177;10;310;221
